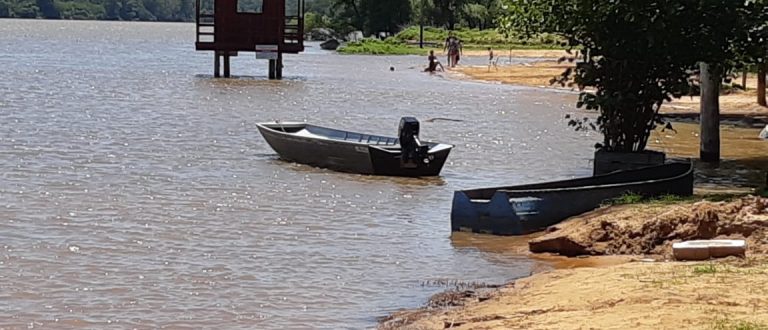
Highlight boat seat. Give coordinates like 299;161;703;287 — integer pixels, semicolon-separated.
341;132;398;145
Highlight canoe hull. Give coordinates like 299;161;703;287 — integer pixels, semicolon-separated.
258;124;452;177
451;162;694;235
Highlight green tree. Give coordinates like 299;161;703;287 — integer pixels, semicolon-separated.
411;0;436;25
433;0;464;29
119;0;154;20
36;0;59;18
731;1;768;106
331;0;412;35
500;0;761;154
0;1;10;16
104;0;122;19
363;0;411;34
177;0;193;20
306;0;334;16
332;0;365;32
461;3;486;29
14;0;40;18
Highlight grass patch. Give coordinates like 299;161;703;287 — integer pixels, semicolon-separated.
393;26;564;49
338;26;565;55
610;193;644;205
693;263;718;275
712;318;768;330
606;193;693;206
338;39;430;55
603;192;756;207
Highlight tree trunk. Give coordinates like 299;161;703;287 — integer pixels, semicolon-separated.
742;70;747;91
699;62;720;163
758;62;766;107
419;23;424;48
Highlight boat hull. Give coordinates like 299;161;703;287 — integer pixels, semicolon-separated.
451;162;694;235
257;124;452;177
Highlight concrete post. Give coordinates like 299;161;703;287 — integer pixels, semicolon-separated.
223;55;230;78
214;53;220;78
276;53;283;79
268;59;276;79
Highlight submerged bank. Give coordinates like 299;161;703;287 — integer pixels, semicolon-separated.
380;196;768;329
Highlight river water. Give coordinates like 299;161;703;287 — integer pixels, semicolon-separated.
2;19;764;329
0;19;598;329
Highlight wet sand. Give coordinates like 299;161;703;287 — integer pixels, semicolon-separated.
381;256;768;330
382;196;768;329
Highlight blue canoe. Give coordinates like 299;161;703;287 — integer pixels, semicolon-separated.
451;162;694;235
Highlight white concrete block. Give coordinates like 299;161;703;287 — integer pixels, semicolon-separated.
672;240;746;261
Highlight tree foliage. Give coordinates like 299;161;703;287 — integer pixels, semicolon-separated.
0;0;194;20
2;0;508;36
501;0;767;152
306;0;504;35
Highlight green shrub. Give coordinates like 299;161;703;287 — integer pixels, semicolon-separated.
55;1;105;19
338;38;430;55
393;26;564;48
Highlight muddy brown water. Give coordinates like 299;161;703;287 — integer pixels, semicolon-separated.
1;19;765;329
650;123;768;192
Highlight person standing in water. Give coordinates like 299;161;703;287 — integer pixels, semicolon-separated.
488;47;497;71
444;33;462;67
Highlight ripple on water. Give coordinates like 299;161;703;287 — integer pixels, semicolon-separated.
0;20;598;329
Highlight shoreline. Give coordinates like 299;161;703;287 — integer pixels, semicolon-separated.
381;256;768;330
376;56;768;330
380;196;768;329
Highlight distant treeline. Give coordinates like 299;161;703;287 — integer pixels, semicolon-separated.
307;0;506;36
0;0;195;21
1;0;505;36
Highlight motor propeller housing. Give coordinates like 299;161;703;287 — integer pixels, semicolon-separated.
398;117;429;168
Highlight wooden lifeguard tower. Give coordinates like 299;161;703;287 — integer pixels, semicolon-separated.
195;0;304;78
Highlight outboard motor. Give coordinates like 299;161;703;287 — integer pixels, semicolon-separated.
399;117;429;168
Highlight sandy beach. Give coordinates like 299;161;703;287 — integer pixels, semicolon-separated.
380;197;768;330
382;257;768;330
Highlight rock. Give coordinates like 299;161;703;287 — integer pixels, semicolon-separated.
346;31;364;42
759;124;768;140
305;28;336;41
319;39;340;51
528;235;591;257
